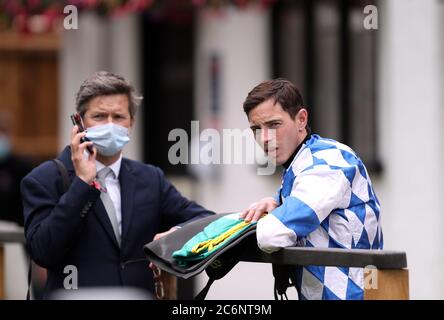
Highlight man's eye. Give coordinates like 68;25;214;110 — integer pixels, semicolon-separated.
269;122;280;128
93;115;104;119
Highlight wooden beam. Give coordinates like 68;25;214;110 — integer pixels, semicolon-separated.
157;272;177;300
0;31;60;52
364;269;409;300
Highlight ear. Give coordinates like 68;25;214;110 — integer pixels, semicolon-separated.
296;108;308;129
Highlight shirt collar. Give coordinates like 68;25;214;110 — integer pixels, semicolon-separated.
96;155;122;179
283;133;311;170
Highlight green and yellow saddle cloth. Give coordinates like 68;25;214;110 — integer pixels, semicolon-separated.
172;213;256;266
144;213;261;299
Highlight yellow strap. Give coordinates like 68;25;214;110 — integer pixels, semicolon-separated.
191;220;251;254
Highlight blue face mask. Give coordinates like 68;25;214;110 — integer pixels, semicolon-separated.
0;135;11;161
85;123;130;156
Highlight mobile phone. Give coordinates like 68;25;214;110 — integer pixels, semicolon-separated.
70;113;94;154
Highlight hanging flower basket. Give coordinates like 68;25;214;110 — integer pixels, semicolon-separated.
0;0;276;33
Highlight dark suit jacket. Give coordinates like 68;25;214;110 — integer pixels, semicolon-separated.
21;147;213;298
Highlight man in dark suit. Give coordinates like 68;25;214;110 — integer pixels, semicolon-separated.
21;71;213;299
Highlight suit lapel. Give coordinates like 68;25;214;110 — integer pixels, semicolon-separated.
119;159;135;247
93;197;121;249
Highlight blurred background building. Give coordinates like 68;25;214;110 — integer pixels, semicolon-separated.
0;0;443;299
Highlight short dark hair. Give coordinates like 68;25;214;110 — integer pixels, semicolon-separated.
243;78;305;119
75;71;143;119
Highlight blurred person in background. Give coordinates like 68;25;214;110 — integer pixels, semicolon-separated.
0;110;44;299
240;78;383;300
21;71;214;299
0;111;34;226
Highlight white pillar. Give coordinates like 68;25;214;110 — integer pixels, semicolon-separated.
59;13;142;161
377;0;444;299
193;5;286;299
194;5;275;218
59;12;109;152
109;15;143;161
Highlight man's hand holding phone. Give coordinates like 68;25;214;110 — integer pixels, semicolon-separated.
70;113;94;154
70;114;97;184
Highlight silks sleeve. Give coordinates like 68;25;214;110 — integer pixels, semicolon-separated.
257;166;351;253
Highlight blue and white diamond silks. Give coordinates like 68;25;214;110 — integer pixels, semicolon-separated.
257;134;383;300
